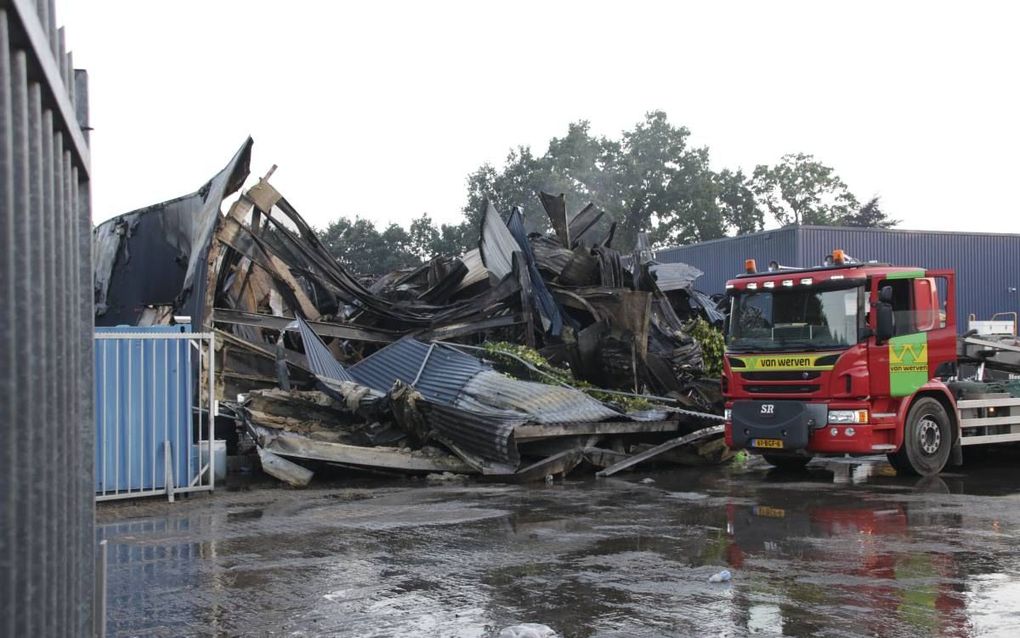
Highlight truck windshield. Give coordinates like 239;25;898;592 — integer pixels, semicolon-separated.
727;284;864;352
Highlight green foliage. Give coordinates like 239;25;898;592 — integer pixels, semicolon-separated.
751;153;860;226
407;213;471;259
318;214;472;276
716;169;763;235
465;147;557;234
318;216;419;276
319;116;895;274
482;341;654;412
407;214;440;260
464;114;895;249
685;318;725;377
464;112;732;249
841;196;898;228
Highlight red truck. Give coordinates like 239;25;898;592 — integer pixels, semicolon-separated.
722;250;1020;476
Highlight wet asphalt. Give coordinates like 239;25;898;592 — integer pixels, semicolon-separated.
97;451;1020;637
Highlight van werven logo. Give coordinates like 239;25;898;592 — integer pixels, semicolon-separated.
889;342;928;372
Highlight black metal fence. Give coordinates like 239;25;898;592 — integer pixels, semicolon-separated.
0;0;94;636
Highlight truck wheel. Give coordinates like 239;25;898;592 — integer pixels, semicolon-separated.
885;453;908;473
762;453;812;471
892;397;952;476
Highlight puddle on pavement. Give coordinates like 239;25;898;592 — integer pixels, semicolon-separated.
97;459;1020;637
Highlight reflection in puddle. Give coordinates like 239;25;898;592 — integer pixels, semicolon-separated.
96;464;1020;637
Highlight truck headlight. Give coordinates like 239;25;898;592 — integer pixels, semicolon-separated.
724;408;732;421
828;409;869;424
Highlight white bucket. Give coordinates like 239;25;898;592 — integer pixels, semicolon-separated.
200;440;228;483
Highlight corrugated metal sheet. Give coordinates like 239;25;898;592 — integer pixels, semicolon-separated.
424;402;523;471
351;340;619;423
1;2;94;636
349;339;517;465
294;315;353;383
94;326;194;493
506;207;564;335
648;262;703;291
459;370;619;424
657;226;1020;327
348;336;427;390
348;338;631;466
456;248;488;290
478;201;517;280
349;337;487;404
568;203;605;247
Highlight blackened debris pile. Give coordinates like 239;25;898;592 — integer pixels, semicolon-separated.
93;140;729;483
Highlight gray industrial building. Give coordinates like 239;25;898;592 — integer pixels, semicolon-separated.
2;1;95;636
655;225;1020;329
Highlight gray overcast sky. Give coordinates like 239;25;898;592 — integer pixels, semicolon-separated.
60;0;1018;236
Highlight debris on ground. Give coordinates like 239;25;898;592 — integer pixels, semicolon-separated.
93;139;731;484
708;569;733;583
498;624;559;638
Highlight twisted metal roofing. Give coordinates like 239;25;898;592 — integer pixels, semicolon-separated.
294;315;354;383
459;370;619;424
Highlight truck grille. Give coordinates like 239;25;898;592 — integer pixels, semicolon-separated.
744;384;820;394
741;371;821;381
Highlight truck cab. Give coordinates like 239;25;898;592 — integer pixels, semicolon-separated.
722;251;961;475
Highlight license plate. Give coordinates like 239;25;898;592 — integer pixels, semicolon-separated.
752;438;784;449
753;506;786;518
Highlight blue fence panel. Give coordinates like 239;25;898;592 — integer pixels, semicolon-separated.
94;326;196;496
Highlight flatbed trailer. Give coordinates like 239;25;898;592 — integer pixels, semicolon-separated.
721;250;1020;476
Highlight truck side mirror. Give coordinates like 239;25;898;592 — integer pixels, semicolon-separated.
879;285;893;304
875;284;895;343
876;301;894;343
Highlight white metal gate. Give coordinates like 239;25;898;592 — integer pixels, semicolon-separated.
94;329;216;501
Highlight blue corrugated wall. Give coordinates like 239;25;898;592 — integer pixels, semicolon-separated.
656;226;1020;329
655;227;800;298
94;326;196;494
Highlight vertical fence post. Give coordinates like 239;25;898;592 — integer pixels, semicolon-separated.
208;333;216;491
93;539;106;638
164;444;174;503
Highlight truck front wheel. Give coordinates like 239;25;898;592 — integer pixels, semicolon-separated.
891;397;952;476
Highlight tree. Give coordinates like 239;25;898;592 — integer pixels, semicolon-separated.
408;213;440;260
751;153;859;226
433;221;471;256
318;216;354;261
615;111;725;247
316;115;878;271
408;213;471;259
716;169;764;235
464;147;556;233
841;196;898;228
462;112;730;249
317;216;419;276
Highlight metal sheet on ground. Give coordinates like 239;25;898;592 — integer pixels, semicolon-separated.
596;424;725;477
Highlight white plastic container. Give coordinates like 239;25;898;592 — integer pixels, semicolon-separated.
200;440;228;483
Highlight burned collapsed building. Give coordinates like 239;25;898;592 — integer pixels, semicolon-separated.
93;139;728;483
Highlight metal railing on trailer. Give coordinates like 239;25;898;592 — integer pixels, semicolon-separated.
94;328;216;502
958;396;1020;446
